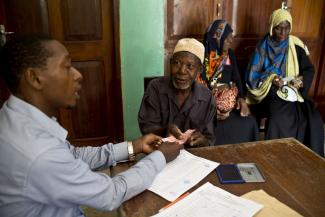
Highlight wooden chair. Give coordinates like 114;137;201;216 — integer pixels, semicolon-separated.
144;76;163;90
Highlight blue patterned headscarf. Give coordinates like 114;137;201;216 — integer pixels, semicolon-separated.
246;35;288;89
246;9;292;89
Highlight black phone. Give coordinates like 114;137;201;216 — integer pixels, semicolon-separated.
216;164;245;184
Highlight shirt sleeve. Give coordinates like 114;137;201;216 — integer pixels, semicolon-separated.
67;141;129;170
24;146;166;211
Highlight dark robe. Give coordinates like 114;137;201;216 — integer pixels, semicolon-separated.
215;49;259;145
253;46;324;157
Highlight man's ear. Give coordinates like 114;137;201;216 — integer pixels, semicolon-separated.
195;64;203;78
198;63;203;72
24;68;44;90
198;63;203;75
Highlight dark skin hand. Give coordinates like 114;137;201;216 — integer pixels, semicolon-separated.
187;131;208;147
272;75;303;89
168;124;208;147
272;76;285;88
168;124;183;139
236;97;250;117
289;76;303;89
131;133;183;163
132;133;163;154
157;142;184;163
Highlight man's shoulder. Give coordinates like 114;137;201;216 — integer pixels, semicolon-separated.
0;107;65;162
148;76;168;86
146;76;171;93
194;82;213;99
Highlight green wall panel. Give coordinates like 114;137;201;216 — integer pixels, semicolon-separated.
120;0;164;139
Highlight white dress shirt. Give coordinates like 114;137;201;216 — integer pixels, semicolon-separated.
0;95;166;217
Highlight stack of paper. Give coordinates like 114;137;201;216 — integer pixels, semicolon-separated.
148;150;219;201
241;190;303;216
152;182;263;217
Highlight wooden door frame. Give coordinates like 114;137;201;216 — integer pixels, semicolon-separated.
113;0;124;141
0;0;125;142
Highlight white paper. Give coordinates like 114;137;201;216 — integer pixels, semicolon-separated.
152;182;263;217
148;150;219;201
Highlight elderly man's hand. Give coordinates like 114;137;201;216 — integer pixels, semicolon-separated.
168;124;184;140
187;131;208;147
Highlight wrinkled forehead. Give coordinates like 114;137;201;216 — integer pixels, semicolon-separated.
274;20;291;28
172;51;201;64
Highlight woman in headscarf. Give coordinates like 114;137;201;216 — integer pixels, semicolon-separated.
246;9;324;157
197;19;258;145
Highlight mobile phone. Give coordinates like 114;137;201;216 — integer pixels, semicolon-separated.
216;164;245;184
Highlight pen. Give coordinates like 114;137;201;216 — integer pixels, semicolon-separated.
158;192;190;213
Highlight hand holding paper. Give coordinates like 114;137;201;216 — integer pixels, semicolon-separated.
157;142;183;163
163;128;196;145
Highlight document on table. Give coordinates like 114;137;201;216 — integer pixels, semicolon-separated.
241;190;303;217
152;182;263;217
148;150;219;201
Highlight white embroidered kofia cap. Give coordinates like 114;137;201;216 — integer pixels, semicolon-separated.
173;38;205;63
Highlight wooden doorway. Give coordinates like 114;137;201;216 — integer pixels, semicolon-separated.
0;0;124;146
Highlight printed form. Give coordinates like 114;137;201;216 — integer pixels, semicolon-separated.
148;150;219;201
152;182;263;217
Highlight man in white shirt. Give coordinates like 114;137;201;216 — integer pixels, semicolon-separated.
0;35;182;217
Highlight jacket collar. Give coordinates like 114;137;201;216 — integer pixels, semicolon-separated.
160;77;209;111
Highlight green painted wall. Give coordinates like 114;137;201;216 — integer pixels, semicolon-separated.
120;0;164;140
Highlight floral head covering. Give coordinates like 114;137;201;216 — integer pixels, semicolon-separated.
204;20;233;56
197;20;233;87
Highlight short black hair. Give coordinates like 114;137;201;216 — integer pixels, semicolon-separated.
0;35;54;93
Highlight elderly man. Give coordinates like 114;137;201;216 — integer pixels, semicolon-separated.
0;35;182;217
138;38;216;147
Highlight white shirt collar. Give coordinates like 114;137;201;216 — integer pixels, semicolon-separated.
6;95;68;142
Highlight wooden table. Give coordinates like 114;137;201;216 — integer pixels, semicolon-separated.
111;138;325;217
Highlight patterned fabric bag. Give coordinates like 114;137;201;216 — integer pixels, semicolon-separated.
213;84;238;113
